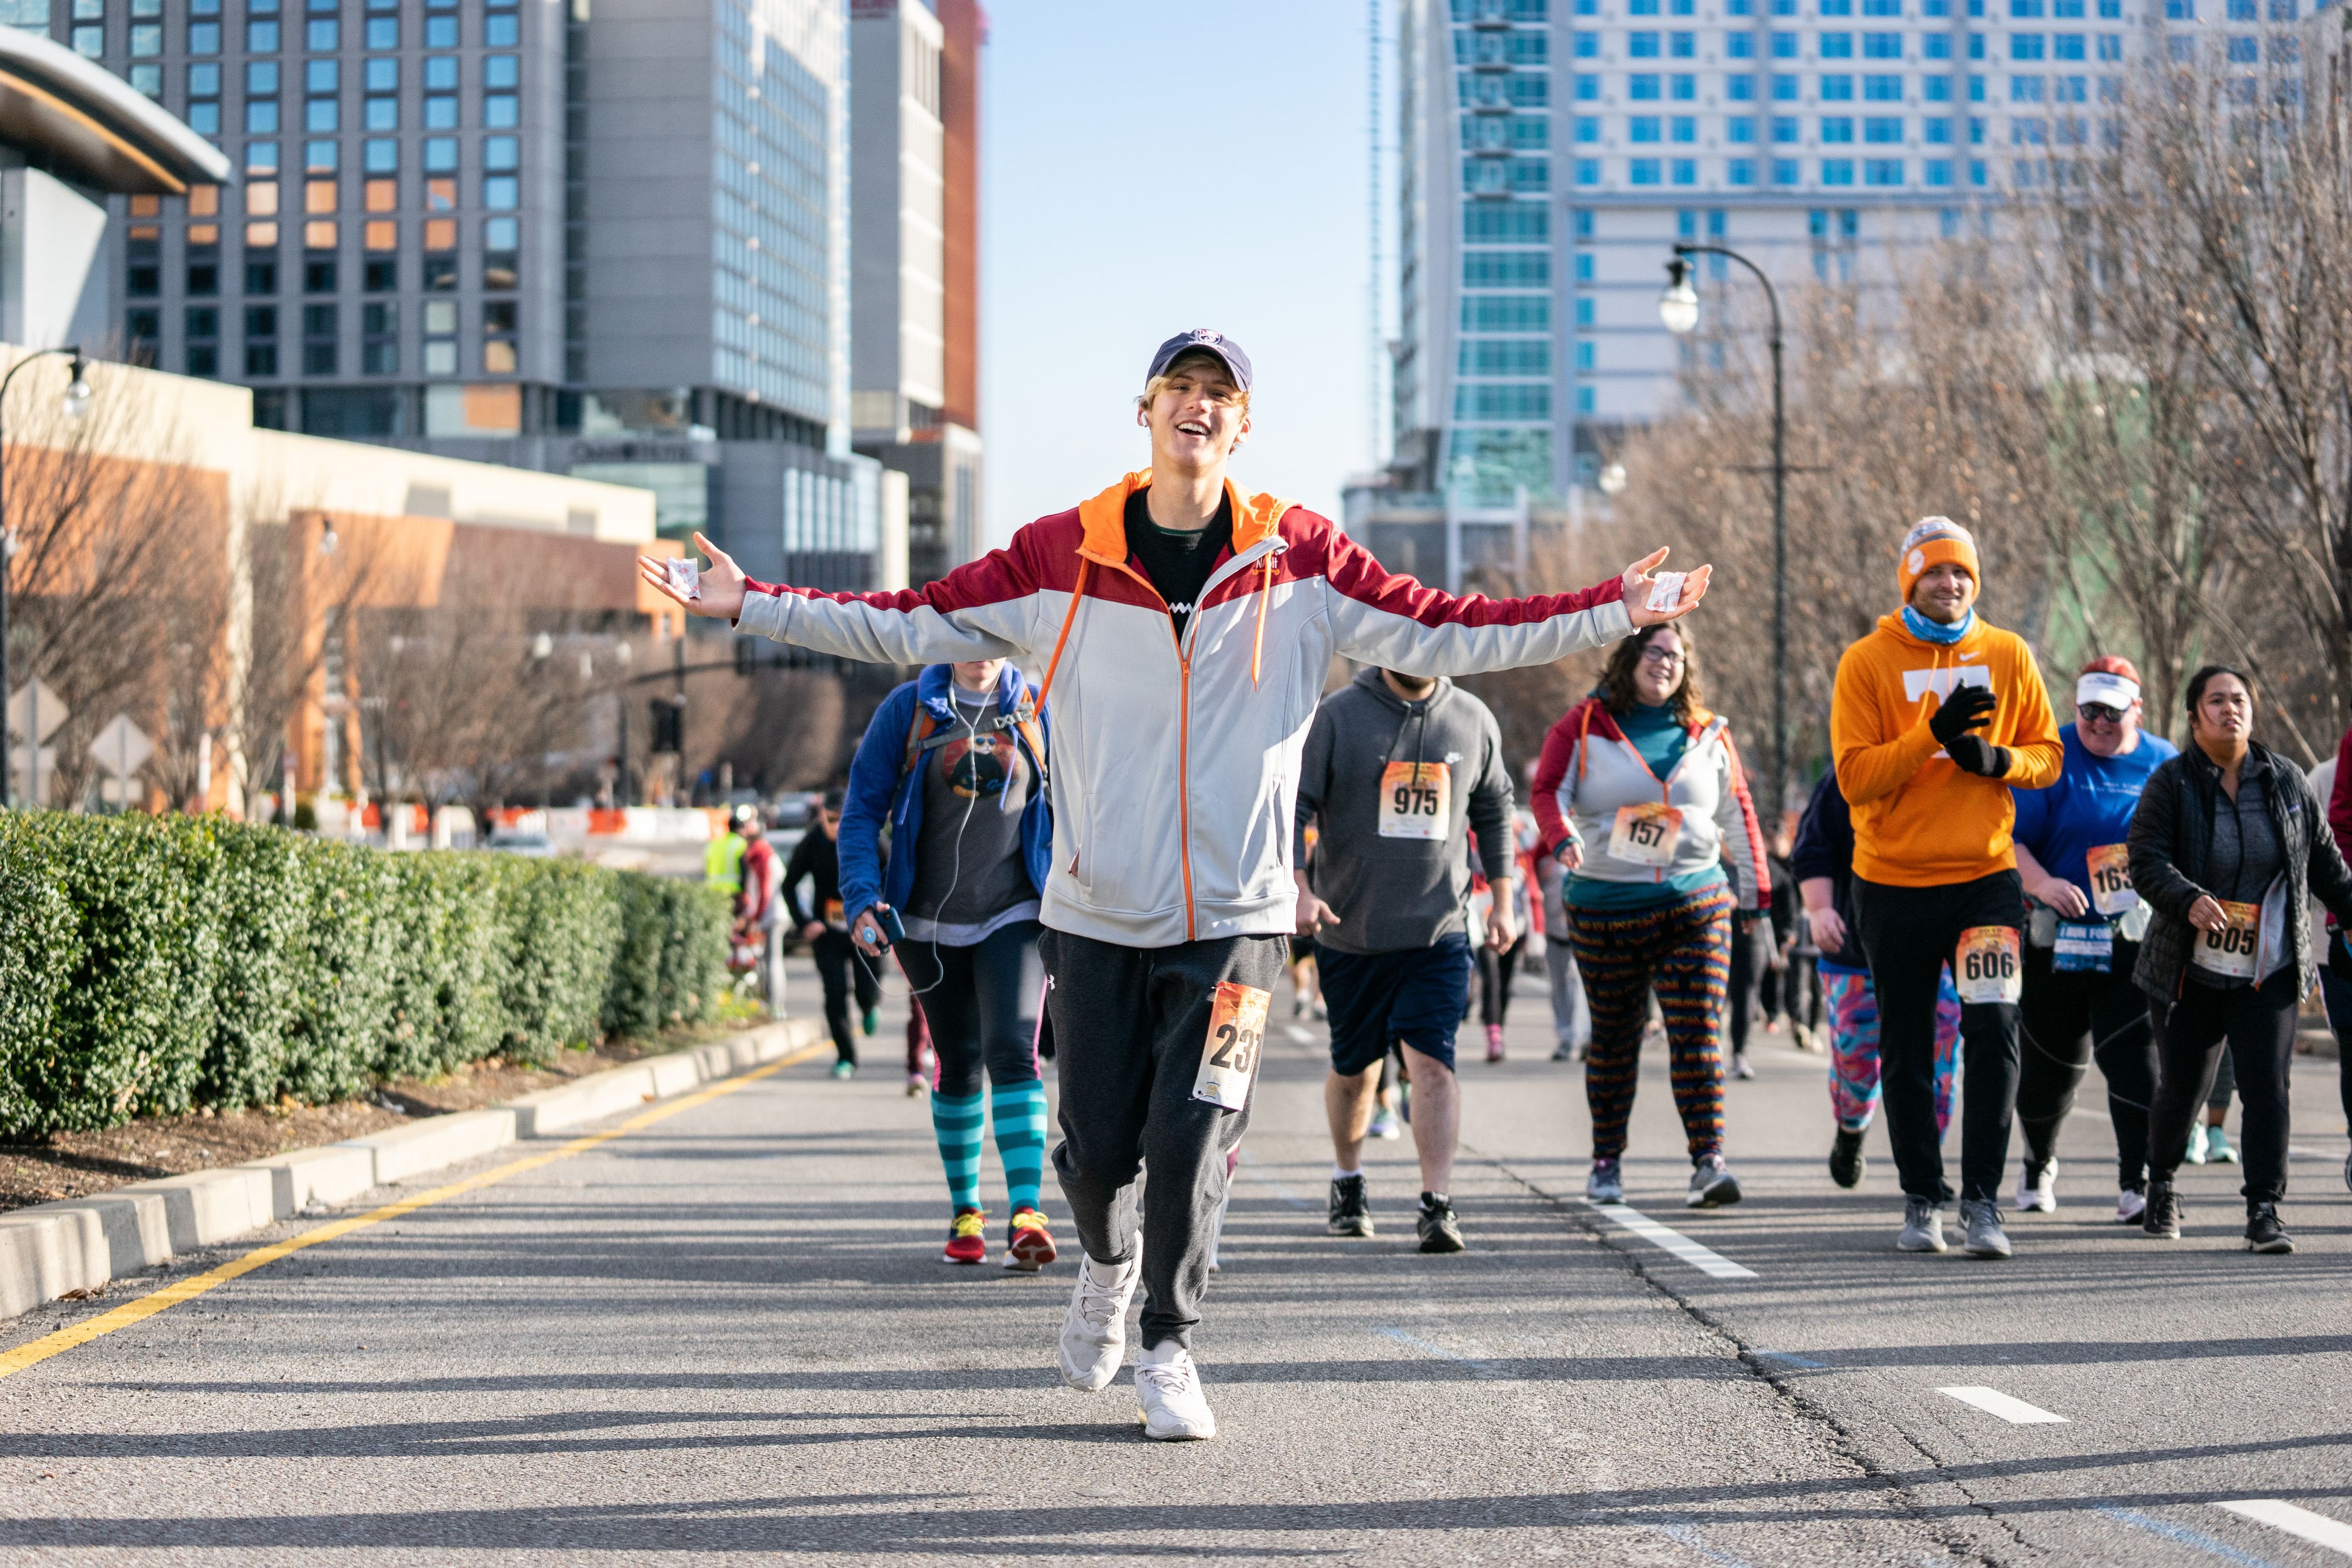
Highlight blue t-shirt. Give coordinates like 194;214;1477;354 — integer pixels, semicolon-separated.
2009;723;2177;909
1565;701;1725;913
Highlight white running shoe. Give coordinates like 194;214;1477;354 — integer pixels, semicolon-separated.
1135;1342;1216;1440
1057;1252;1140;1392
2015;1158;2057;1214
1731;1052;1756;1080
2115;1187;2148;1224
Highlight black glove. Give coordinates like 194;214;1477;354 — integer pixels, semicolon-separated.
1929;682;1998;745
1945;734;2011;777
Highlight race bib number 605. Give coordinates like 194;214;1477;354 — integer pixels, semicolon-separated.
1955;925;2022;1004
1193;982;1270;1111
2193;900;2261;979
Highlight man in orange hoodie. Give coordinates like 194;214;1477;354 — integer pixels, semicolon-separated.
1831;517;2061;1259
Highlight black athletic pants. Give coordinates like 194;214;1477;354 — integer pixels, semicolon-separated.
1478;936;1523;1028
2015;938;2156;1192
1043;927;1288;1353
898;919;1042;1096
2148;967;2300;1208
1853;870;2026;1204
811;929;880;1065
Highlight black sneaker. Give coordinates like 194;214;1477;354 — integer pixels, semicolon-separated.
2142;1179;2182;1239
1416;1192;1466;1253
2245;1202;2295;1254
1828;1127;1866;1189
1328;1173;1374;1237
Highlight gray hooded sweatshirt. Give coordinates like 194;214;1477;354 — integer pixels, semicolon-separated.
1294;667;1515;956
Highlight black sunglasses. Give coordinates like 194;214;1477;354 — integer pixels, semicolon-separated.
2079;702;2128;723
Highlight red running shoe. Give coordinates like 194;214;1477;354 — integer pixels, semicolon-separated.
942;1207;987;1265
1004;1208;1057;1272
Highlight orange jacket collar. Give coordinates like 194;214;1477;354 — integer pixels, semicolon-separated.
1077;470;1293;566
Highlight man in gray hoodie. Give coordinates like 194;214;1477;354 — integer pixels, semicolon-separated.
1295;667;1517;1252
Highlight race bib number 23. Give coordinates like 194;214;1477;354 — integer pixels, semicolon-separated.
1193;982;1270;1111
1955;925;2022;1004
1379;761;1450;840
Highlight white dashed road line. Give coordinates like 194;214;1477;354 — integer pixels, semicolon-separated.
1579;1199;1758;1279
1283;1023;1316;1044
2216;1501;2352;1557
1935;1386;2069;1425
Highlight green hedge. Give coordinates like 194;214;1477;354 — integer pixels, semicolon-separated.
0;813;730;1139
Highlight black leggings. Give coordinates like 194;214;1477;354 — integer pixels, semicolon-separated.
811;929;881;1065
2015;938;2157;1191
898;919;1042;1097
1479;937;1523;1028
2148;967;2300;1207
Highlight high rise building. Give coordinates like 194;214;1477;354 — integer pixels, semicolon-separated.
1368;0;2313;580
847;0;981;586
60;0;901;593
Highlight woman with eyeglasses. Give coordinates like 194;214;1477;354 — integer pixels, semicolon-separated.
1530;620;1770;1211
2007;656;2176;1224
2128;665;2352;1253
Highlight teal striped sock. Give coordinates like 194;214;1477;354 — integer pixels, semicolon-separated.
931;1091;984;1215
990;1080;1048;1215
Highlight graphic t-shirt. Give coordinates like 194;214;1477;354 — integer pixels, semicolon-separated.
904;685;1039;946
2009;724;2178;910
1125;489;1233;644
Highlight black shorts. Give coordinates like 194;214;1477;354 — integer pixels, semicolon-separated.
1318;932;1473;1076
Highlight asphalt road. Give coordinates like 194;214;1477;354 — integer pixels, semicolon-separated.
4;952;2350;1566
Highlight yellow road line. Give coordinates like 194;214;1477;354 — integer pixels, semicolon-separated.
0;1040;831;1381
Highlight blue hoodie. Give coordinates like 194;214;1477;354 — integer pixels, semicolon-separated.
837;662;1055;929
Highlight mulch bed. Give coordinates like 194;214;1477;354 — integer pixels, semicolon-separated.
0;1017;754;1215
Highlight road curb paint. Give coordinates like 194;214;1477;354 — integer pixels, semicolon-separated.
1578;1198;1758;1279
0;1037;832;1382
2217;1501;2352;1557
1935;1385;2068;1424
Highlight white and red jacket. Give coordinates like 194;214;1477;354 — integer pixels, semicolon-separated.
1531;696;1770;912
736;471;1635;948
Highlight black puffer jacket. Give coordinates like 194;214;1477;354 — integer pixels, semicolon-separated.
2125;739;2352;1001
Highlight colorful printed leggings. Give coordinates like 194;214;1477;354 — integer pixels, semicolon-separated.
1569;885;1734;1162
1825;967;1960;1135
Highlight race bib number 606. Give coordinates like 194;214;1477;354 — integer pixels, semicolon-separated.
1193;982;1270;1110
1955;925;2022;1004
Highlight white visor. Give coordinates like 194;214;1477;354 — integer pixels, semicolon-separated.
2076;672;2139;711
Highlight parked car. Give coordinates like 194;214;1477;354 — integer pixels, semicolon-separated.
483;830;557;858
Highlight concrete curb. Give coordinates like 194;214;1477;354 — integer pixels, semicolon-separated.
0;1016;824;1325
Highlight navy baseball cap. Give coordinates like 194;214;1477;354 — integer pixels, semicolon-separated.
1146;328;1252;394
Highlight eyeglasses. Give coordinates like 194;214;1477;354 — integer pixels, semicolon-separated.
2079;703;2127;724
1638;645;1686;667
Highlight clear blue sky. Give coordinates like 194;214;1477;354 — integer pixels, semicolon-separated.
977;1;1382;547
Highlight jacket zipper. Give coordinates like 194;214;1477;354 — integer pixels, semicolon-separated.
1085;551;1202;941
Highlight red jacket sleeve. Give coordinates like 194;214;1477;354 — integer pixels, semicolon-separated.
2331;727;2352;852
1530;707;1583;857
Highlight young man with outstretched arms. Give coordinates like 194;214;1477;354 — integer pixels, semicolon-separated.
1830;518;2061;1260
640;329;1709;1440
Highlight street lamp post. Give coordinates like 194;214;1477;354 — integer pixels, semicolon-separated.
0;345;91;810
1659;246;1789;817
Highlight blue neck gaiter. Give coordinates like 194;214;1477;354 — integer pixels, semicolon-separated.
1901;605;1975;645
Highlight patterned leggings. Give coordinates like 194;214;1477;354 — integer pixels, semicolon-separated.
1825;967;1960;1135
1569;885;1734;1163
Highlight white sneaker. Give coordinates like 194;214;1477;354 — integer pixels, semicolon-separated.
1058;1252;1140;1391
2115;1187;2148;1224
1731;1052;1756;1080
2015;1158;2057;1214
1135;1342;1216;1440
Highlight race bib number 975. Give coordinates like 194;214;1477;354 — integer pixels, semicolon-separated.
2193;900;2261;979
1379;761;1450;840
1955;925;2022;1004
1193;982;1270;1111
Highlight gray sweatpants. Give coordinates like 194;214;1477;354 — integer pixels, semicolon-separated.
1542;868;1592;1048
1042;927;1288;1352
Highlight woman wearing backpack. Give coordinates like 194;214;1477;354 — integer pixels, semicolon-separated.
839;657;1057;1270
